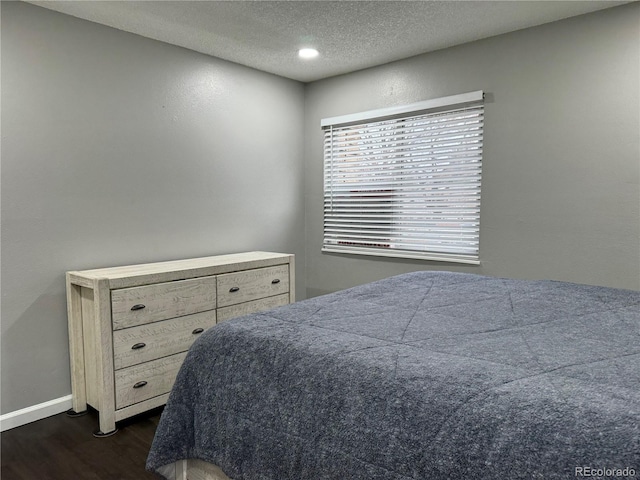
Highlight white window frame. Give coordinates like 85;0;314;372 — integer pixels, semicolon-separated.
321;91;484;265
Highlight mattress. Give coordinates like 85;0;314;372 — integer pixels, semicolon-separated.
147;271;640;479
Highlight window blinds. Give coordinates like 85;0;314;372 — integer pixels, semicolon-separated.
322;91;483;264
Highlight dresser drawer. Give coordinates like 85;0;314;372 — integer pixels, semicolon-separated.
115;352;187;409
111;276;217;330
217;265;289;307
217;293;290;323
113;310;217;370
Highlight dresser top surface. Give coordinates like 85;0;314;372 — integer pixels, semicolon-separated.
67;251;292;283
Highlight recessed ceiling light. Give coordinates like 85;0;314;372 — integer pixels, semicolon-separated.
298;48;319;59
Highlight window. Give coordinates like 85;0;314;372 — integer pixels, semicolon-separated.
322;91;483;265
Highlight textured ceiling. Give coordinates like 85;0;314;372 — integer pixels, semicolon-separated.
27;0;632;83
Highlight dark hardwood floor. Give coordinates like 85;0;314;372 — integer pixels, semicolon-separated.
1;407;163;480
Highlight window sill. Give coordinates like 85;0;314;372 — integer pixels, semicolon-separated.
322;246;480;265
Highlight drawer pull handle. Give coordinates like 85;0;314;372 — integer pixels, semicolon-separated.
229;287;240;293
131;343;146;350
192;328;204;335
130;304;146;311
271;279;281;284
133;381;147;389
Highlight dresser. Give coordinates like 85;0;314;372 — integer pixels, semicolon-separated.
66;251;294;436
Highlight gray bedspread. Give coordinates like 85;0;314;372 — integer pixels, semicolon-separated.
147;271;640;479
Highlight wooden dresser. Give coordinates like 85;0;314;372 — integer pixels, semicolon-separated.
66;251;294;436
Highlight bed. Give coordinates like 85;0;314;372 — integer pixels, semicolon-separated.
146;271;640;479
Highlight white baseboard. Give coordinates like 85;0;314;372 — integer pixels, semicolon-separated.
1;395;73;432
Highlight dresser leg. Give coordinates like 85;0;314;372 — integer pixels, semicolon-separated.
93;278;117;438
66;279;89;417
95;409;117;438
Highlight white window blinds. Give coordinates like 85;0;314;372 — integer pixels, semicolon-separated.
322;91;483;264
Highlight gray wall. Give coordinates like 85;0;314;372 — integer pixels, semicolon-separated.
304;3;640;298
2;1;639;418
1;2;305;414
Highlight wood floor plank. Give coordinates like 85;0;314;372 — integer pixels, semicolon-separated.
1;407;162;480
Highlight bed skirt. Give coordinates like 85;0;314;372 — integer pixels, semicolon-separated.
159;459;233;480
